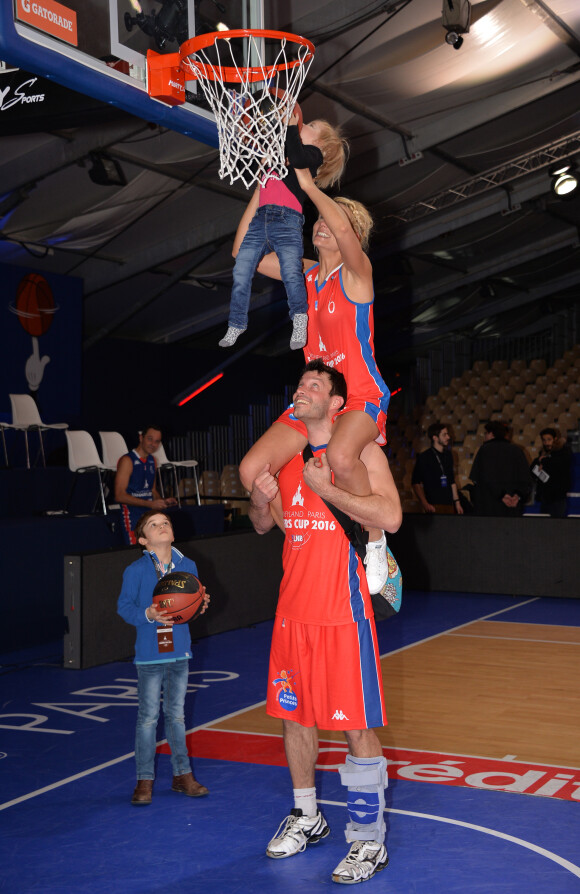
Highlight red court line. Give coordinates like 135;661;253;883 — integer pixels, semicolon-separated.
158;729;580;802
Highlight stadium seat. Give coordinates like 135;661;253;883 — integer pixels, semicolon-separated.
65;430;109;516
511;411;531;433
199;470;221;505
553;357;571;373
510;374;526;393
99;431;129;471
534;411;552;429
155;442;200;507
530;358;547;375
499;384;516;403
450;422;466;442
558;411;577;433
9;393;68;469
463;434;482;456
522;423;539;443
545;402;561;421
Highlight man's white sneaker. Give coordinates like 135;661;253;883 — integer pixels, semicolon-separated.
364;533;388;594
266;808;330;859
332;840;388;884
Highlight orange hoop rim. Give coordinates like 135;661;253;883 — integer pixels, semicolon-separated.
180;28;315;84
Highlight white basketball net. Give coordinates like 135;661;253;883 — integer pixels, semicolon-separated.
181;32;314;189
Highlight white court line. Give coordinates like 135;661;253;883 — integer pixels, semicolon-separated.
448;633;580;645
380;596;540;659
0;751;135;812
0;596;540;813
319;798;580;879
0;700;268;813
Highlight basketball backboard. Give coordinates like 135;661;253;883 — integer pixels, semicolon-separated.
0;0;264;143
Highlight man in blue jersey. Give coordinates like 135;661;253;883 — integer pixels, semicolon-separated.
115;425;177;544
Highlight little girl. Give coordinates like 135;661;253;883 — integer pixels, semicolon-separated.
219;118;347;350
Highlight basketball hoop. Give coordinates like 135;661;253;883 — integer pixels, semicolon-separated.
179;29;315;189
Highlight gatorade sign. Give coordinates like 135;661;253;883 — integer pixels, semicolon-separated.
16;0;78;47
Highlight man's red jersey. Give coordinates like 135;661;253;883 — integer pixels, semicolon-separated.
277;448;373;626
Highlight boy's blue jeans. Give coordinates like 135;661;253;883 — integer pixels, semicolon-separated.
135;659;191;779
229;205;307;329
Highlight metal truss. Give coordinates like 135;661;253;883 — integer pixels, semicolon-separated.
391;131;580;223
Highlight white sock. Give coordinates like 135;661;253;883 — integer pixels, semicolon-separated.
293;787;317;817
367;532;386;549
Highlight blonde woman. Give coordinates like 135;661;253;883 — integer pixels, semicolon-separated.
239;169;391;593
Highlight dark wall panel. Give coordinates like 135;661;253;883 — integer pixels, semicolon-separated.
389;516;577;598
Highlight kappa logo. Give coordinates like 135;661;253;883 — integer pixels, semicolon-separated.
332;709;349;721
318;334;327;352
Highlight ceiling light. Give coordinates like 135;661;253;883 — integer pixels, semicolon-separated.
550;161;578;198
444;31;464;50
442;0;471;50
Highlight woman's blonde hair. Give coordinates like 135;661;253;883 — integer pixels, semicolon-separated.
313;120;349;189
334;197;374;251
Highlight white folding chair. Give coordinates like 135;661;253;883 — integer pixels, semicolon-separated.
99;431;129;470
9;393;68;468
155;442;200;507
65;430;109;515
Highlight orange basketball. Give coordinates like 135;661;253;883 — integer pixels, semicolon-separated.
15;274;55;337
152;572;205;624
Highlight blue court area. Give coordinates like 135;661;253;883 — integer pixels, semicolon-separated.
1;592;579;893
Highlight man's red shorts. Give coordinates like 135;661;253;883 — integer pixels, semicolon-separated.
266;616;387;730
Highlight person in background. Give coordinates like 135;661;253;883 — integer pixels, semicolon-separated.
469;421;531;516
115;425;177;544
530;427;572;518
412;422;464;514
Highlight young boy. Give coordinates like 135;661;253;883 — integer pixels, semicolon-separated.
117;509;209;805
